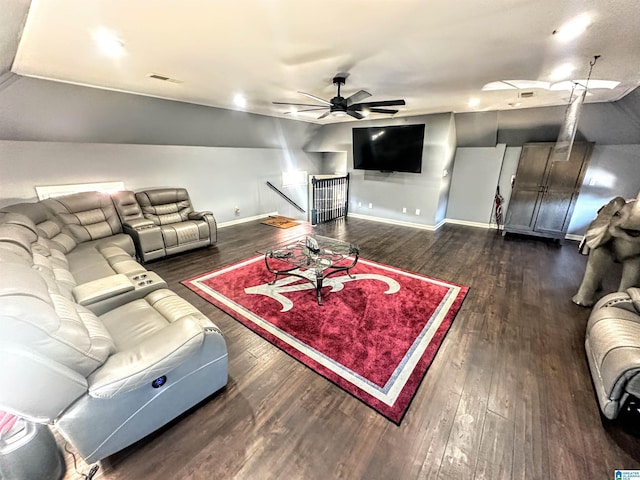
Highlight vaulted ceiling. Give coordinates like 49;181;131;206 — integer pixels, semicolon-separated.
4;0;640;123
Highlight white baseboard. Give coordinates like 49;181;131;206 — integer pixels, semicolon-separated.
218;211;279;228
347;213;437;231
444;218;495;229
347;213;584;241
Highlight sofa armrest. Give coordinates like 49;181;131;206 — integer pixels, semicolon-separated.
122;220;166;262
88;317;204;398
188;211;217;244
72;274;135;306
123;218;157;230
0;344;88;422
188;211;213;220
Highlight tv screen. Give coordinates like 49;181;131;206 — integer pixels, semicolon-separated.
352;124;425;173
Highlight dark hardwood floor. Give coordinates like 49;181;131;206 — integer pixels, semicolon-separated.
62;218;640;479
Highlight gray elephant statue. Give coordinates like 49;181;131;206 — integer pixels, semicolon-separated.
572;194;640;307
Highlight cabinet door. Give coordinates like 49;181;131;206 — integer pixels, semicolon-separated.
505;144;552;231
534;142;591;235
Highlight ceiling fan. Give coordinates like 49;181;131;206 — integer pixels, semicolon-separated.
273;74;406;120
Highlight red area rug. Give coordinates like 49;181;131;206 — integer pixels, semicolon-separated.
183;255;468;424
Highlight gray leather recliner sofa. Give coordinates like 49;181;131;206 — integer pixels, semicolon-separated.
135;188;217;258
0;192;228;463
585;288;640;419
111;188;217;263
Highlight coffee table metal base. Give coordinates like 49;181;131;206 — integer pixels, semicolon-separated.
264;254;358;306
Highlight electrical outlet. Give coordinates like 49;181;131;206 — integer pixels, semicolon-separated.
234;206;240;214
369;203;373;209
357;202;362;208
415;208;421;215
402;207;407;213
589;177;596;186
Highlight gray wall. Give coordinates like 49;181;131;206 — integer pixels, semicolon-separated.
1;70;638;234
0;76;326;223
0;76;320;149
448;89;640;236
0;140;322;223
456;89;640;147
307;113;456;227
446;145;506;224
568;144;640;234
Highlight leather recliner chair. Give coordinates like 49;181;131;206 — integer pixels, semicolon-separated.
585;288;640;419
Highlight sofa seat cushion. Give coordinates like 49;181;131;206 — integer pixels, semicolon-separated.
67;243;145;284
160;221;209;248
100;289;207;351
72;233;136;257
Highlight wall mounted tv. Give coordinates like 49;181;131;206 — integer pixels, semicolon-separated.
352;124;425;173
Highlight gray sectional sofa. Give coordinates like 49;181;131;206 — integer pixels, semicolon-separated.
0;189;227;463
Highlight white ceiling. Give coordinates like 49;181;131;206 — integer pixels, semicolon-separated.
10;0;640;124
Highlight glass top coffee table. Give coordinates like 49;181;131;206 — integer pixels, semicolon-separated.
261;235;359;305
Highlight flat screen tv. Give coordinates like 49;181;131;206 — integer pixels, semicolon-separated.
352;124;425;173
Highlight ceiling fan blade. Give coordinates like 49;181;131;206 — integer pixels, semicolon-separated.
346;90;372;106
353;99;406;109
368;108;399;114
285;107;329;114
347;110;364;120
317;111;331;119
272;101;327;107
299;91;332;106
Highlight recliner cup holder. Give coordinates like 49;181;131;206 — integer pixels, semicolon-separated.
132;274;147;281
137;279;154;286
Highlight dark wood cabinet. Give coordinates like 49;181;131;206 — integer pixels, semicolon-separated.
504;142;593;240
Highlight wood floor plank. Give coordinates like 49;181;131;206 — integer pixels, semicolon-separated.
474;410;514;480
59;219;640;480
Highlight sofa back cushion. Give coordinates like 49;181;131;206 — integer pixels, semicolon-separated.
135;188;194;226
1;202;77;253
0;263;114;377
43;192;122;244
111;190;144;223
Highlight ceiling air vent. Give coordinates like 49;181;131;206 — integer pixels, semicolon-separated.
520;91;535;98
147;73;182;83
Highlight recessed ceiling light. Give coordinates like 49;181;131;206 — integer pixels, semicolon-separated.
92;28;125;58
361;109;370;117
468;98;480;108
552;13;592;42
550;64;575;81
233;94;247;108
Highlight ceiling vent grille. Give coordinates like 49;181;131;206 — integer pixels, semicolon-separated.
147;73;182;83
